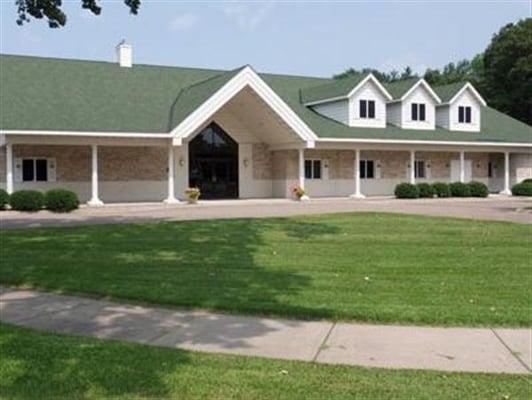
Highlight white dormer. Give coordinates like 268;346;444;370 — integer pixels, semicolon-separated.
301;73;392;128
386;79;441;130
435;82;486;132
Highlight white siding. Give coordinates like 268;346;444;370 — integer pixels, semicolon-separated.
386;102;402;127
435;105;450;129
448;89;482;132
348;80;387;128
312;100;349;125
400;85;436;130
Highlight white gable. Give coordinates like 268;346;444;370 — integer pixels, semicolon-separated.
348;79;387;128
399;83;438;130
448;87;482;132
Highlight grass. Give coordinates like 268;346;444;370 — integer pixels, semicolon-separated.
1;324;529;399
1;212;531;326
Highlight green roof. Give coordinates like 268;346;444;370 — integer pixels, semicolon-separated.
433;81;468;103
299;73;370;104
385;78;420;100
1;54;530;144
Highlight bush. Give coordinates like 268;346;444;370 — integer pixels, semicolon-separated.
9;190;44;212
0;189;9;210
394;183;420;199
511;182;532;196
416;183;434;198
468;181;489;198
521;178;532;184
449;182;471;197
432;182;451;198
44;189;80;212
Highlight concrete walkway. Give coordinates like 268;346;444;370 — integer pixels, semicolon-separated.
1;287;530;375
1;195;532;229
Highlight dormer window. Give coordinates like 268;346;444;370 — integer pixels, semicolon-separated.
360;100;376;119
458;106;472;123
411;103;426;121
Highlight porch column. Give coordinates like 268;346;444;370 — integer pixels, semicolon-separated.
297;148;309;200
5;143;13;194
164;141;179;204
459;151;465;183
409;150;416;184
500;151;511;195
350;149;365;198
87;144;104;206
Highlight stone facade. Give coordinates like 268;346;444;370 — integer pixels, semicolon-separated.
304;150;355;179
272;150;298;179
252;144;272;180
5;145;167;182
361;150;410;179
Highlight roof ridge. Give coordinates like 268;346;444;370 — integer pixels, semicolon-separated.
179;65;246;93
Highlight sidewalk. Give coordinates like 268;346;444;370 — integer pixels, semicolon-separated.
1;287;530;375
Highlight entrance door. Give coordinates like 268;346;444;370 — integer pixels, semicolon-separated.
189;123;239;199
450;159;472;182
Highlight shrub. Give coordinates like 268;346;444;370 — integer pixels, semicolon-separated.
416;183;434;198
511;182;532;196
9;190;44;212
394;183;419;199
0;189;9;210
432;182;451;198
468;181;489;198
44;189;80;212
449;182;471;197
522;178;532;184
184;187;201;203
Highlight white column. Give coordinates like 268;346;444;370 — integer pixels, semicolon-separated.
500;151;511;195
350;149;365;198
459;151;465;183
409;150;416;184
5;143;13;194
87;144;103;206
164;142;179;204
298;148;309;200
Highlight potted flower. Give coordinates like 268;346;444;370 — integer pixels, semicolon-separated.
184;187;201;204
292;186;309;201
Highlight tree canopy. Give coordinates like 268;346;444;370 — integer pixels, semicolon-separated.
15;0;141;28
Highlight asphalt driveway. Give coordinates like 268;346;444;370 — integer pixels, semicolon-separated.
1;195;531;229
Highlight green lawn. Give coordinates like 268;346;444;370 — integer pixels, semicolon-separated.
1;324;529;399
1;213;531;326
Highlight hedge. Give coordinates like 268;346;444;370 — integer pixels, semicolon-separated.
416;183;434;198
467;181;489;198
44;189;80;212
449;182;471;197
432;182;451;198
511;182;532;196
394;183;419;199
0;189;9;210
9;190;44;212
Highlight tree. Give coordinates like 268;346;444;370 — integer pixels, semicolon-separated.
333;67;414;83
483;19;532;124
15;0;141;28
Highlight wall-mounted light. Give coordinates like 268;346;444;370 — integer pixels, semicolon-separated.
243;158;249;167
179;158;185;167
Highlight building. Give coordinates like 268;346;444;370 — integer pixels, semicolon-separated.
1;44;531;204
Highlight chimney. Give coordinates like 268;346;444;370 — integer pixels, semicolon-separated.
116;40;132;68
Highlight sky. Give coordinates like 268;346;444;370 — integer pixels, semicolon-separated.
0;0;530;78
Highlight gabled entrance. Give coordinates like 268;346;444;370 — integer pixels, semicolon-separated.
189;122;239;199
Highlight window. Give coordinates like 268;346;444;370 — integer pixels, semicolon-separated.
359;160;375;179
304;159;321;179
458;106;472;123
359;100;376;119
414;160;426;179
22;158;48;182
411;103;426;121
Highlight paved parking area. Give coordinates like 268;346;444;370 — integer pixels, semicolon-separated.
1;195;531;229
1;287;530;374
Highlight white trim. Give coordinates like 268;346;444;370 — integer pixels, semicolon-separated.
317;137;532;148
0;130;172;139
399;79;441;103
440;83;487;107
347;74;393;101
170;66;317;144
